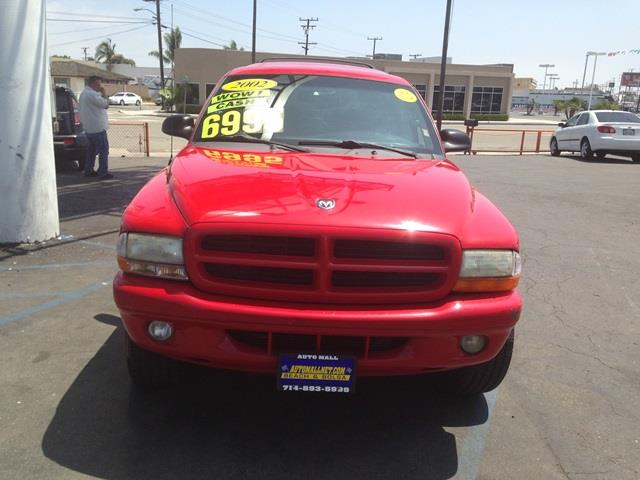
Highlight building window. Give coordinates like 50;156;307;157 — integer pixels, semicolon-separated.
471;87;503;113
413;84;427;100
205;83;217;98
183;83;200;104
432;86;465;113
53;77;70;88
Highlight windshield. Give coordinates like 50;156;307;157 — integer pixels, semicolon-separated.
194;74;442;157
594;111;640;123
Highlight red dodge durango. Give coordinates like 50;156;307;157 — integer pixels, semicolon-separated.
113;59;522;395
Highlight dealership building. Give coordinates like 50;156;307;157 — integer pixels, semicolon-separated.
174;48;515;117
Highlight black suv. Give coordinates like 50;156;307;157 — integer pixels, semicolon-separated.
53;87;87;170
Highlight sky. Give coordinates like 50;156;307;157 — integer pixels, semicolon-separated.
46;0;640;89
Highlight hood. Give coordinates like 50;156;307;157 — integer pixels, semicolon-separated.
168;146;482;239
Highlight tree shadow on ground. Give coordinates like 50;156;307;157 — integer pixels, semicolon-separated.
42;314;490;480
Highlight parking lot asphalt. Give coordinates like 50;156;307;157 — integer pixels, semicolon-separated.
1;152;639;480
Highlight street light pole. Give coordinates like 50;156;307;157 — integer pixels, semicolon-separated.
539;63;555;91
580;53;589;92
587;52;606;110
436;0;453;131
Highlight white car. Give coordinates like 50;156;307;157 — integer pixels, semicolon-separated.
550;110;640;162
108;92;142;106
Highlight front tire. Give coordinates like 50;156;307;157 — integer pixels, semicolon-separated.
438;330;514;396
580;138;593;160
550;137;560;156
135;100;141;106
120;100;125;106
126;336;179;389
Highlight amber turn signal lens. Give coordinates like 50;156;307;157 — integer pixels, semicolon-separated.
453;276;520;292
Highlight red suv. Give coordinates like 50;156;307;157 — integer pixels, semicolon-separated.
113;59;522;395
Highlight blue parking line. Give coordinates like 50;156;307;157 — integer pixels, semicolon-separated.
454;389;499;480
0;261;114;272
0;281;110;327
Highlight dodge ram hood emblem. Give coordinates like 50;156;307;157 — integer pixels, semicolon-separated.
316;198;336;210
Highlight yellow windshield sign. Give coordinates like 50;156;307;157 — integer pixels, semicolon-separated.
222;78;278;92
394;88;418;103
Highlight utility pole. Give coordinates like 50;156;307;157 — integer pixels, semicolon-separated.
298;17;318;55
142;0;165;93
81;47;88;60
1;0;59;242
539;63;555;91
367;36;382;58
409;53;422;60
436;0;453;131
251;0;257;63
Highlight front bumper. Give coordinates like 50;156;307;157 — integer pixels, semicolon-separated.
113;272;522;376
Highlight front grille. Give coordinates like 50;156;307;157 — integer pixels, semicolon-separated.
202;235;315;257
227;330;408;358
187;225;460;304
204;263;314;286
334;239;446;261
332;271;443;288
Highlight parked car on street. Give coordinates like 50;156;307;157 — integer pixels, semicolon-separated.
550;110;640;162
108;91;142;106
53;86;87;170
113;59;522;396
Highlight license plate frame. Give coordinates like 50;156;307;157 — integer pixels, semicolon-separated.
623;128;635;136
277;353;356;394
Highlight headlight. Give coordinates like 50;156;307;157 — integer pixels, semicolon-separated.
117;233;188;280
453;250;521;292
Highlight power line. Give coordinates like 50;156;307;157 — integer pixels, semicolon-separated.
46;19;150;24
49;24;151;48
47;11;148;20
367;36;382;58
298;17;318;55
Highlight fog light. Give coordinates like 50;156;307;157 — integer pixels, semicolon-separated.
148;321;173;341
460;335;486;354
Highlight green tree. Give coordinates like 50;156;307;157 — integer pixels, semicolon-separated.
223;40;244;51
148;27;182;65
95;38;136;70
556;97;586;119
592;100;620;110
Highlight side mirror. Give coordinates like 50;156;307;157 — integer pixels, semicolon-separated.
558;122;566;128
440;129;471;153
162;115;195;140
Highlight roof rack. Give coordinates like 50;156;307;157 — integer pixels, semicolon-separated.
259;57;376;69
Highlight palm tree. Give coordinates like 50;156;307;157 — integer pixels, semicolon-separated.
149;27;182;66
95;38;136;70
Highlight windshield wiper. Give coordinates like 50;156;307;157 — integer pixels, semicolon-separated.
298;139;417;158
208;134;310;153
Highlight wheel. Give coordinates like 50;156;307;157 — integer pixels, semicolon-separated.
580;138;593;160
126;336;179;389
438;330;514;396
136;100;141;106
632;154;640;163
549;137;560;156
596;152;606;160
120;99;125;106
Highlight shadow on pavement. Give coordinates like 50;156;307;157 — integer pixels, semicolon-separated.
42;314;489;480
565;154;637;165
56;165;162;221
